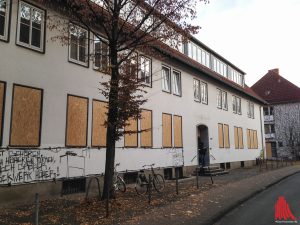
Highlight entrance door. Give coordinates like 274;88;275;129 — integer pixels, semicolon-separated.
266;142;272;158
197;125;209;166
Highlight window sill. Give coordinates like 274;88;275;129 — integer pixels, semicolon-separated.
16;42;45;54
68;58;89;68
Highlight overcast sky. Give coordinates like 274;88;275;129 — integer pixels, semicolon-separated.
194;0;300;87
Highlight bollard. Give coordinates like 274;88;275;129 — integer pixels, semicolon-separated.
148;174;152;205
196;168;199;189
35;193;39;225
176;168;179;195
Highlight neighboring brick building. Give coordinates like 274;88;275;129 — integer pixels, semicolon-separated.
252;69;300;159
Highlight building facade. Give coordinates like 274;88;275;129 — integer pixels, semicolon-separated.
0;0;265;203
252;69;300;159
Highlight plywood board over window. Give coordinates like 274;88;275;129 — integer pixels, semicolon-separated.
140;110;152;147
10;84;43;147
162;113;172;148
124;118;138;147
92;100;108;147
174;115;183;148
234;127;239;149
0;82;6;146
250;130;254;149
247;129;251;149
224;124;230;148
66;95;88;147
218;123;224;148
253;130;258;149
238;127;244;149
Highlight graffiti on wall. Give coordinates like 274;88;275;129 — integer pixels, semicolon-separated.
0;150;61;185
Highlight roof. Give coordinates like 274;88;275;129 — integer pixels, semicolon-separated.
251;69;300;104
155;43;266;104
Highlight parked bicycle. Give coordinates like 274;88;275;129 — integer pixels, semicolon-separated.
113;163;126;193
135;163;165;195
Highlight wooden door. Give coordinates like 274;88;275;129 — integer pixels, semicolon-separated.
266;142;272;158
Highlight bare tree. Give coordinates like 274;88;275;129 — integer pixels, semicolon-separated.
38;0;205;199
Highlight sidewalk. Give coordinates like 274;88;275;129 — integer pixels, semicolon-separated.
0;164;299;225
124;165;300;225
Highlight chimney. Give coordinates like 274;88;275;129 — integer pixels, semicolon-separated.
269;68;279;74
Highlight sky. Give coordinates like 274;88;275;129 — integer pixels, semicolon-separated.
194;0;300;87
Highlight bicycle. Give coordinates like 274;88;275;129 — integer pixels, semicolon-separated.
113;163;126;193
135;163;165;195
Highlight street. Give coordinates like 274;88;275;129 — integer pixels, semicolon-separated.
215;172;300;225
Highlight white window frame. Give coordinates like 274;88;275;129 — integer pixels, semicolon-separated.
161;66;171;93
139;55;152;86
172;70;181;96
217;88;222;109
193;79;200;102
222;91;228;110
201;81;208;104
68;23;89;66
0;0;10;41
247;101;255;119
16;1;45;52
233;96;242;115
93;35;109;72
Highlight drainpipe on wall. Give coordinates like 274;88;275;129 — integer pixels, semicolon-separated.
259;106;265;159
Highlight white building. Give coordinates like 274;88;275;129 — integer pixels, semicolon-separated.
0;0;265;203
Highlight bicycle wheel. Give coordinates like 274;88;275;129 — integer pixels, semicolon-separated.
153;174;165;192
135;176;148;195
116;176;126;193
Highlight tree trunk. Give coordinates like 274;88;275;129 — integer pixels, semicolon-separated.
102;0;119;200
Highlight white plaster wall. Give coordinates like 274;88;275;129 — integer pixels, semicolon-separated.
0;1;264;185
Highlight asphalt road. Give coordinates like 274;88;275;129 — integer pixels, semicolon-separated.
214;172;300;225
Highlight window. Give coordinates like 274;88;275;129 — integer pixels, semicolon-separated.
173;70;181;96
0;0;10;41
193;79;200;102
139;56;151;86
233;96;242;114
234;127;244;149
161;66;171;92
247;101;255;118
223;124;230;148
173;115;182;148
218;123;224;148
10;85;43;147
17;1;45;52
201;82;208;104
92;100;107;147
0;81;6;146
69;23;88;66
66;95;89;147
217;89;227;110
94;36;109;73
162;113;172;148
124;118;138;147
140;109;152;147
247;129;258;149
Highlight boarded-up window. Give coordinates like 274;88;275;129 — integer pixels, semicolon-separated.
92;100;107;147
238;128;244;149
247;129;251;149
174;115;183;148
234;127;239;149
10;85;43;147
0;82;6;146
218;123;224;148
253;130;258;149
66;95;88;147
140;109;152;147
250;130;254;149
162;113;172;148
124;118;138;147
224;124;230;148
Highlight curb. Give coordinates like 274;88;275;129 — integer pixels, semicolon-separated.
204;169;300;225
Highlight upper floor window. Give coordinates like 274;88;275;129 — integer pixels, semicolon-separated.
17;1;45;52
139;56;152;86
201;81;208;104
233;95;242;114
69;23;88;66
217;89;227;110
173;70;181;96
193;79;200;102
228;67;244;86
162;66;171;92
94;36;109;73
0;0;10;41
247;101;254;119
264;106;274;116
212;57;227;77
